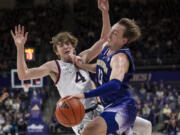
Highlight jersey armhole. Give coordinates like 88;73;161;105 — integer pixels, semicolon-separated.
54;60;61;85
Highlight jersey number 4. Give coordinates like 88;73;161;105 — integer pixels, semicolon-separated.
75;71;86;83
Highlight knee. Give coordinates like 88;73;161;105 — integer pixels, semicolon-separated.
81;116;107;135
82;124;96;135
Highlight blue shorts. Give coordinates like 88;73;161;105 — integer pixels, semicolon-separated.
100;99;137;135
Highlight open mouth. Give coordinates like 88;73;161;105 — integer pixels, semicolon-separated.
64;51;70;54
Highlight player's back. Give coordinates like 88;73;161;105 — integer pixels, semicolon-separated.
96;46;136;107
55;60;97;109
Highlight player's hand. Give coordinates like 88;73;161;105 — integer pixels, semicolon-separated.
11;24;28;47
98;0;109;13
68;93;85;100
69;54;84;68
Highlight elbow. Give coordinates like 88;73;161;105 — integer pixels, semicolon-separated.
18;75;24;80
18;74;27;80
99;37;107;43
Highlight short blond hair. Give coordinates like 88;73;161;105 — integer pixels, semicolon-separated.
118;18;141;44
50;32;78;54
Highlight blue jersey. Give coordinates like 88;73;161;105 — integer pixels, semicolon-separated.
96;46;135;107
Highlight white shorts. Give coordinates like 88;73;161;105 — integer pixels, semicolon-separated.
72;104;104;135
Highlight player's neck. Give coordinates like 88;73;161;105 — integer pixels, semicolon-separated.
107;44;127;55
61;58;73;63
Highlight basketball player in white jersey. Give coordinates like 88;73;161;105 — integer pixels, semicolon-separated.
11;26;105;134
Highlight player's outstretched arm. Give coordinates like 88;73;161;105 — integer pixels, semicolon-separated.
79;0;111;63
11;25;54;80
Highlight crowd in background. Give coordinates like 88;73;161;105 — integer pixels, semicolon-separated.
130;81;180;134
0;87;48;135
0;0;180;77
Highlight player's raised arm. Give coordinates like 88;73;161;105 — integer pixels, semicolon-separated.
98;0;111;40
79;0;111;63
11;25;54;80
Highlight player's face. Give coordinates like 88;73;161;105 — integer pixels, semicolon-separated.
56;40;74;62
107;23;128;50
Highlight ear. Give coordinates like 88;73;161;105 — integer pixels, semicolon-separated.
122;38;128;44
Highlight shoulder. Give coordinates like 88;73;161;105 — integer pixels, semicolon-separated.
111;53;129;63
110;53;129;71
44;60;57;67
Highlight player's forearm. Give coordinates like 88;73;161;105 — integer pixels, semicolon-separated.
100;11;111;40
79;39;105;63
84;79;122;98
17;45;28;80
80;63;96;73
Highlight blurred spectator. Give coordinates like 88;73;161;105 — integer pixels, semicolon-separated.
142;103;151;119
167;113;177;135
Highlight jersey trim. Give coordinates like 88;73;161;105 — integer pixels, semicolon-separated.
54;60;61;85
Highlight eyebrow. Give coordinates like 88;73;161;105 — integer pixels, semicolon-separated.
112;30;119;33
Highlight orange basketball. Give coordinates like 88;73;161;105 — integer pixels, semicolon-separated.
56;97;85;127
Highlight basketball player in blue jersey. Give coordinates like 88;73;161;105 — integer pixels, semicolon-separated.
68;0;152;135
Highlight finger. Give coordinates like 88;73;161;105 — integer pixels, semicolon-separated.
25;32;28;41
18;24;21;34
15;26;17;34
22;26;24;35
10;30;15;38
62;95;70;100
67;96;73;100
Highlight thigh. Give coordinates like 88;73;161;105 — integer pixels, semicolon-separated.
82;116;107;135
101;104;137;135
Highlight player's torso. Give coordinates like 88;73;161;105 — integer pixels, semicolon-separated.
96;46;135;107
55;60;97;108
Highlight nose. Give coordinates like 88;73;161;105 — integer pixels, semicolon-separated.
63;44;69;49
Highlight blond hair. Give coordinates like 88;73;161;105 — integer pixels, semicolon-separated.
118;18;141;44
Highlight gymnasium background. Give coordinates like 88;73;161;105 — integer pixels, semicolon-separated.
0;0;179;135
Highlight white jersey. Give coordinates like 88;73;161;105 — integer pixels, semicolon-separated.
55;60;98;109
55;60;104;135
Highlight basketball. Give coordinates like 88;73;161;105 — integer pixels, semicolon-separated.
55;97;85;127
